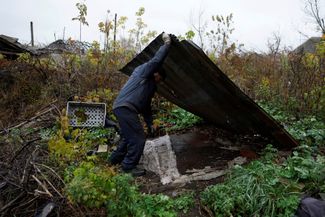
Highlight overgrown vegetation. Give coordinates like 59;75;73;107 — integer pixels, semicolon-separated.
259;101;325;146
158;107;202;131
200;97;324;216
1;3;324;217
64;159;194;217
43;111;194;216
201;144;325;216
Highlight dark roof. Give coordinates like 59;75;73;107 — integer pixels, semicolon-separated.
0;34;32;58
294;37;322;53
120;33;298;149
37;39;91;55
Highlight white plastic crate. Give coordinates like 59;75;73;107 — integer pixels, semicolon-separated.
66;101;106;127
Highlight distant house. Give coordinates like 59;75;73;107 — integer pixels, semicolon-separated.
0;35;33;59
294;37;322;54
37;39;91;56
0;35;91;60
35;39;92;67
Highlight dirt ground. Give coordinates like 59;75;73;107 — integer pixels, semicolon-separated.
0;118;284;217
136;124;272;216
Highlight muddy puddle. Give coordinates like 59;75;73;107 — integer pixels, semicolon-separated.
170;132;240;174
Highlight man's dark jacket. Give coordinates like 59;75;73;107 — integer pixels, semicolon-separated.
113;43;170;126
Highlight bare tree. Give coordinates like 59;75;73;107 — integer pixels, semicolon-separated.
304;0;325;34
189;7;207;49
267;32;282;55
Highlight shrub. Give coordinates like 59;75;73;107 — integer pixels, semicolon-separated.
65;160;194;217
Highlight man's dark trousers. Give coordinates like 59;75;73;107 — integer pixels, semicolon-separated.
110;107;146;170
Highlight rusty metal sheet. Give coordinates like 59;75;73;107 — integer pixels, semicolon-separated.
120;34;298;148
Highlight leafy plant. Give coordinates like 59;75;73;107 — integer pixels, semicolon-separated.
260;144;278;162
173;191;195;213
48;112;118;164
259;101;325;146
74;108;88;124
160;107;202;131
201;144;325;216
286;117;325;146
39;127;57;141
281;145;325;191
201;152;299;216
65;159;194;216
65;160;116;208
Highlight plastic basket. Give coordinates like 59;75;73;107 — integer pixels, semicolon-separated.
66;101;106;127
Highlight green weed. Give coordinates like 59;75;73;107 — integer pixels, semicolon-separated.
201;144;325;217
65;160;195;216
160;107;202;131
259;101;325;146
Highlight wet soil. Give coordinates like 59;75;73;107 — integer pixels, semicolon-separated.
137;124;271;216
170;123;268;174
170;132;239;174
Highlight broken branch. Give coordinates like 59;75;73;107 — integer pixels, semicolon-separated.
33;163;64;198
32;175;53;197
1;106;56;135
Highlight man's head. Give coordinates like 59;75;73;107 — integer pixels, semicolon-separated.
154;71;166;83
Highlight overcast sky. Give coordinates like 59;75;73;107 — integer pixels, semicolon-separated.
0;0;322;51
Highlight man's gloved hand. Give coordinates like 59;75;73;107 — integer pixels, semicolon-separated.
162;33;171;45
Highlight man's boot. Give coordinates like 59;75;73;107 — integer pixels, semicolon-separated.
122;167;146;177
